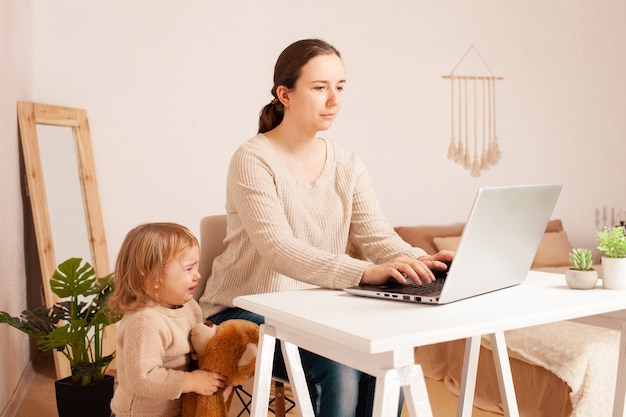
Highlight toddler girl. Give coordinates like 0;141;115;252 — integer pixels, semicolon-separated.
109;222;227;417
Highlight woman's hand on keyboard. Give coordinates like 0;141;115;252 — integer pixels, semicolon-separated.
360;250;454;286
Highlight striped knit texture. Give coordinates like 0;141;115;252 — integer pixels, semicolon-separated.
200;134;426;317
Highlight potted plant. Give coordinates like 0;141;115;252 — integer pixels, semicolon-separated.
0;258;121;417
596;225;626;290
565;248;598;289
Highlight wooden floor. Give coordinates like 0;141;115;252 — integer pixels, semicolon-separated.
14;352;500;417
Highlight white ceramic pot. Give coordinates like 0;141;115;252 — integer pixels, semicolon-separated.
565;269;598;290
601;257;626;290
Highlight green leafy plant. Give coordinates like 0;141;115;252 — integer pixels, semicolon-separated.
0;258;121;386
596;225;626;258
569;248;594;271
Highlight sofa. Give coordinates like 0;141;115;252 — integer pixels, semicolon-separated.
389;219;616;417
394;219;601;274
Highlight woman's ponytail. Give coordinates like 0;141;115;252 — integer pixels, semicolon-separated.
258;98;283;133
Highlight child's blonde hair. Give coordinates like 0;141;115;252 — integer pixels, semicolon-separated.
109;222;199;313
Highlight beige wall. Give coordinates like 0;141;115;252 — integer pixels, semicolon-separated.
28;1;626;259
2;1;626;414
0;1;34;415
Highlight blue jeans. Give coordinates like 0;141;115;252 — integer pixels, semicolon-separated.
208;307;403;417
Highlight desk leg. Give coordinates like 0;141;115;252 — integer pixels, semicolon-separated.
373;347;433;417
249;324;276;417
281;340;315;417
489;332;519;417
612;322;626;417
400;364;434;417
457;336;481;417
373;368;401;417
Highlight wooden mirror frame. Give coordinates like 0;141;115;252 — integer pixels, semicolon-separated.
17;101;111;378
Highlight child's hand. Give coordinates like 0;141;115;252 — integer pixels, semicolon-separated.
182;369;227;395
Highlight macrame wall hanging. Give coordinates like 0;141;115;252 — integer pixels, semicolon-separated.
442;45;503;177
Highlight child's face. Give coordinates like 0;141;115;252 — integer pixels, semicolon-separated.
156;247;201;308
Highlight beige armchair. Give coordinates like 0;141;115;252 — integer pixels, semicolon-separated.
196;214;294;416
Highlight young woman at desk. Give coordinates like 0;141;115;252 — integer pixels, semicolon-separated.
199;38;453;417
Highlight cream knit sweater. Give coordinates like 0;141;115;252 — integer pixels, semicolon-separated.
200;134;426;317
110;301;204;417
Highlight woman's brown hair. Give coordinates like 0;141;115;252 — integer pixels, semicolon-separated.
258;39;341;134
108;222;198;313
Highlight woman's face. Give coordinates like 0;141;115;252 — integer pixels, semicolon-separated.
282;53;346;134
156;247;200;308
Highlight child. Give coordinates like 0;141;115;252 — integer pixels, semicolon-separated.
109;222;228;417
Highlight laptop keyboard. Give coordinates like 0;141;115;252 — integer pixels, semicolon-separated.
382;278;446;296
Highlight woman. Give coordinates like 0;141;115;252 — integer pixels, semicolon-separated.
199;38;453;417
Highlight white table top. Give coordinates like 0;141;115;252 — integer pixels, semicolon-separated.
234;271;626;355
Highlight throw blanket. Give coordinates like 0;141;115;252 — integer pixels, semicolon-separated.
483;321;619;417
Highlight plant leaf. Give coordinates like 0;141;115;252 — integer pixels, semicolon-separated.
1;257;122;382
0;308;58;337
50;258;98;299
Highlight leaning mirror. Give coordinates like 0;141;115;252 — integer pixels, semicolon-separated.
17;101;112;379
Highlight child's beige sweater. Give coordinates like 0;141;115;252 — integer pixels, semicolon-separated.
110;300;203;417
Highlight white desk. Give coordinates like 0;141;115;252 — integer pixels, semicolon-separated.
234;272;626;417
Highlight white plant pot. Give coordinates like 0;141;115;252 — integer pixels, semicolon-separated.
601;257;626;290
565;269;598;290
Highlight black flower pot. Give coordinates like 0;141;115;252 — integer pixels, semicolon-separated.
54;374;114;417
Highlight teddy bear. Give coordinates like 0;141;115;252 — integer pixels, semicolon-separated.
182;319;260;417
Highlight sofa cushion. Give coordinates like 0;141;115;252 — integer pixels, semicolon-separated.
431;229;573;269
433;236;461;252
544;219;564;234
394;223;465;255
531;230;572;268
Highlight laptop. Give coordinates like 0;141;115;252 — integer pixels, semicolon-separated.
344;184;562;304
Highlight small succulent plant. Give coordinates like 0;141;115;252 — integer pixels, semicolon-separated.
596;225;626;258
569;248;594;271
